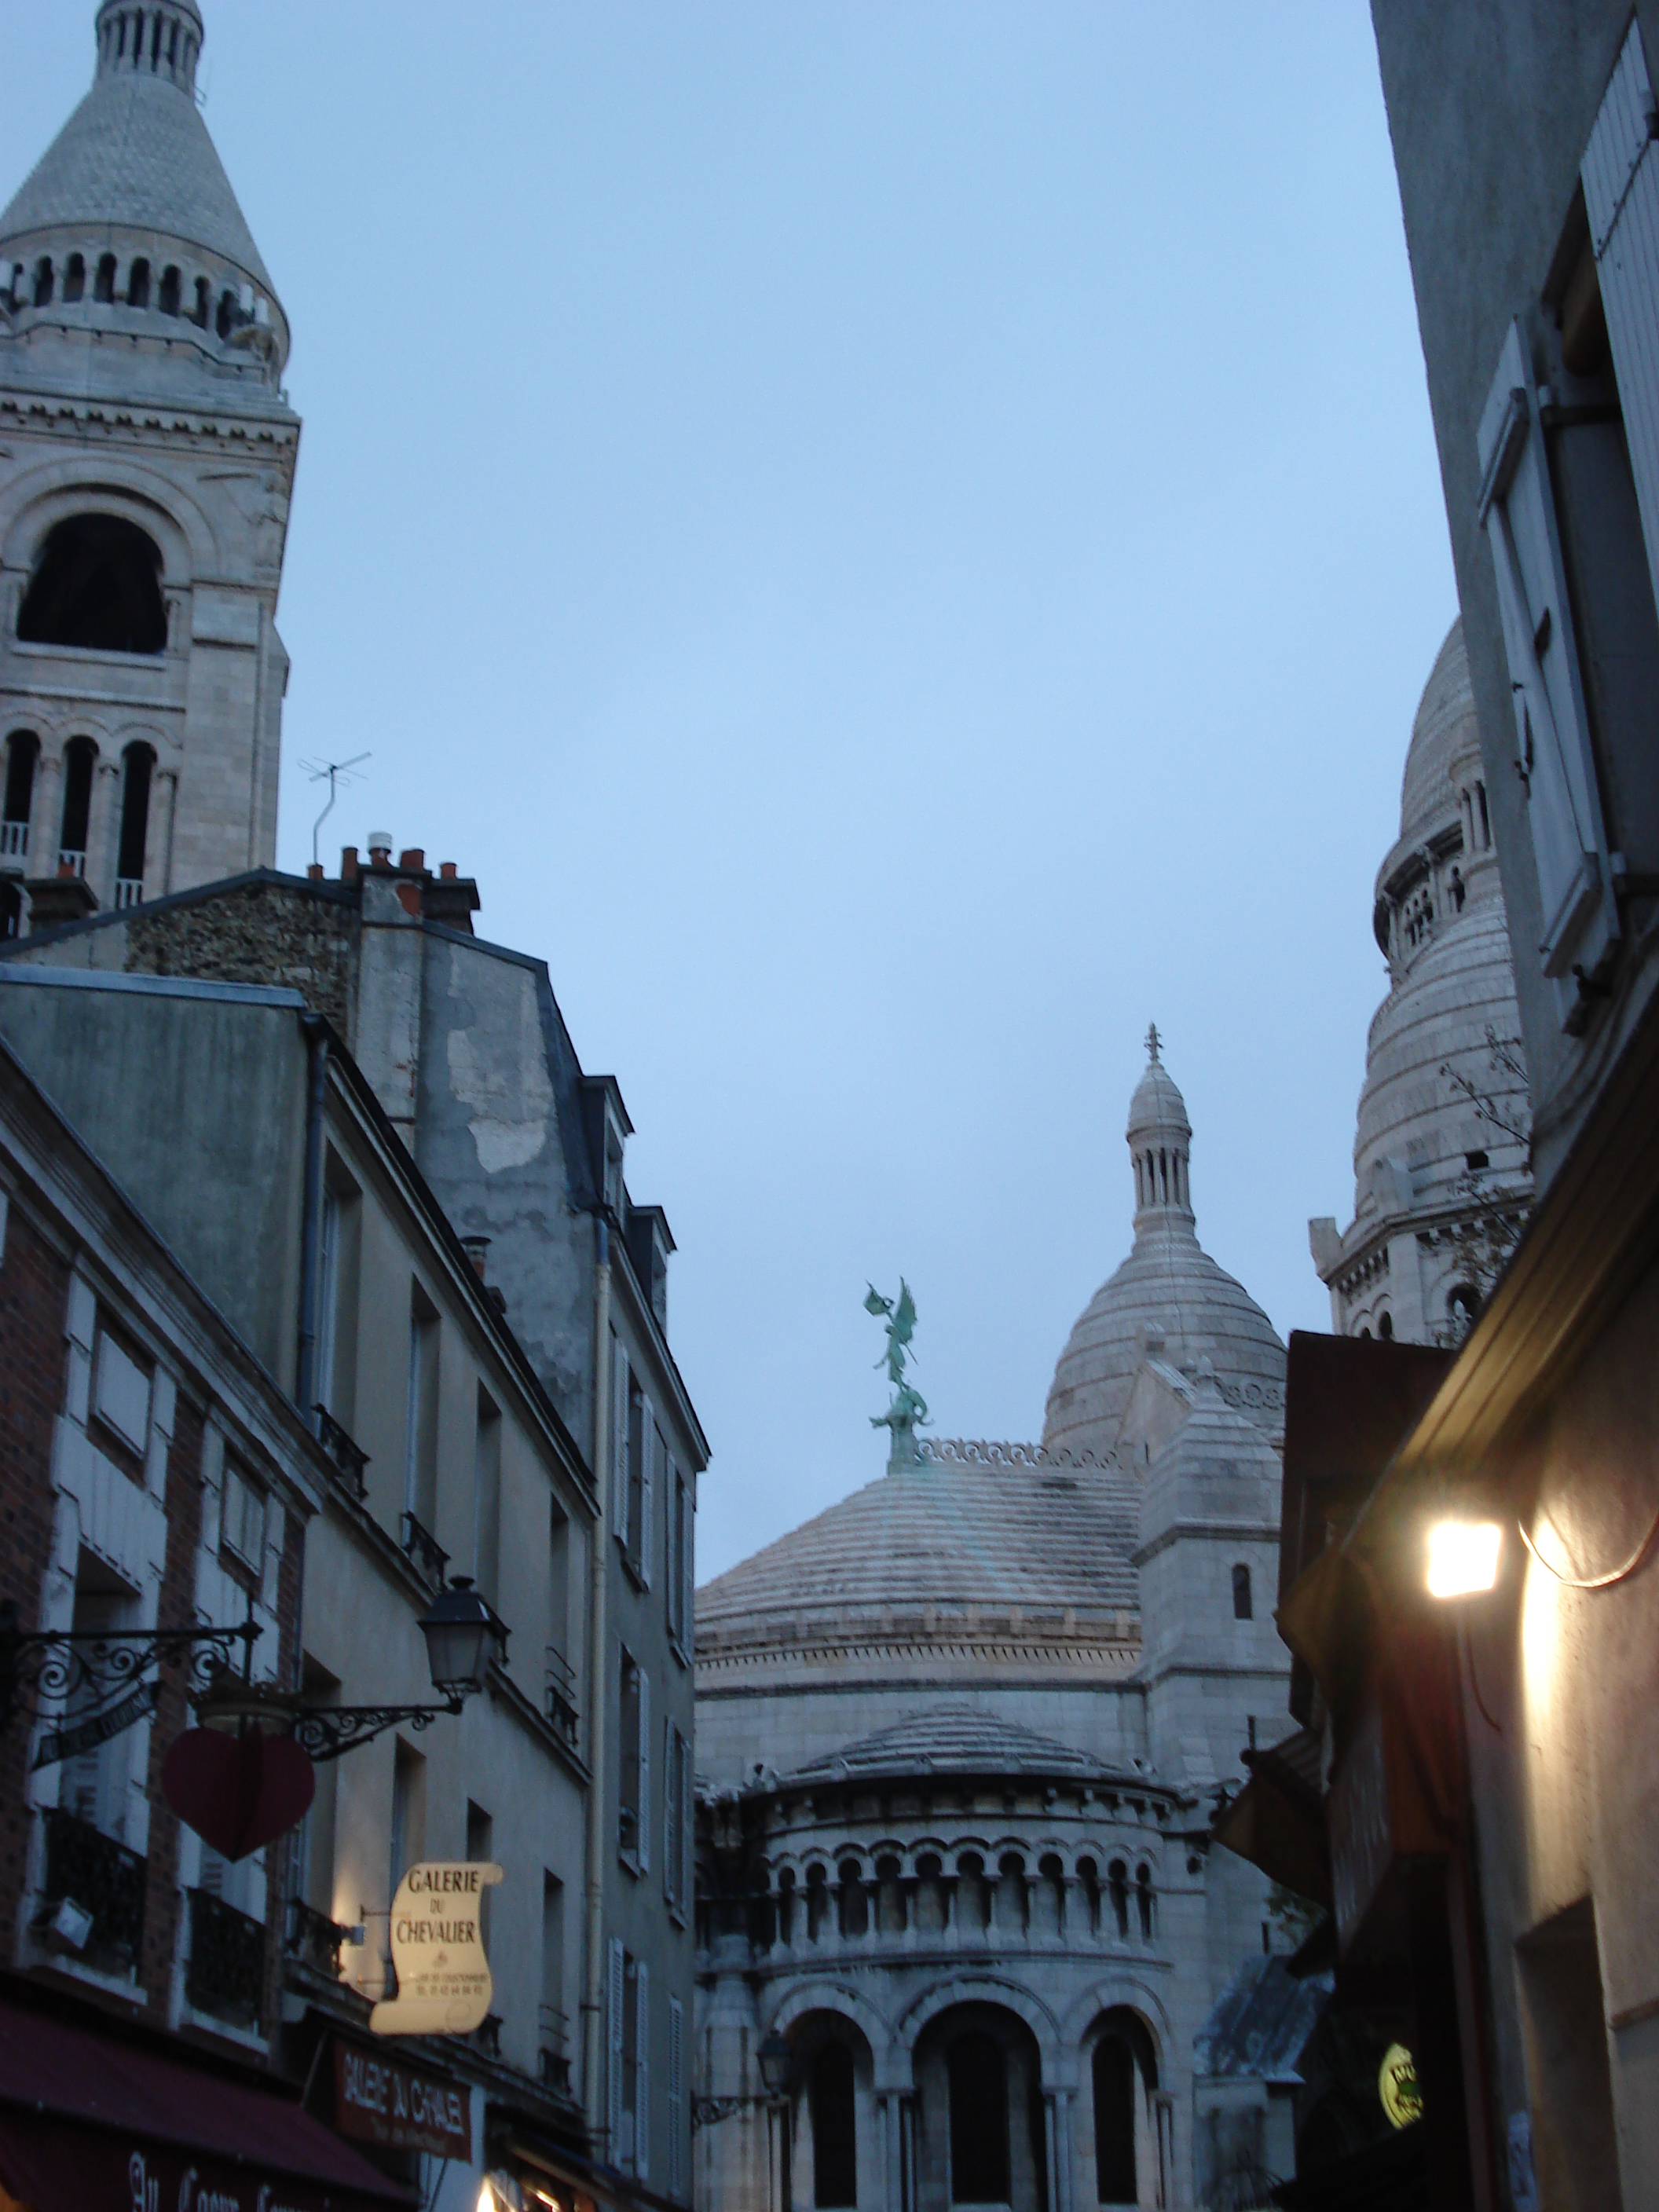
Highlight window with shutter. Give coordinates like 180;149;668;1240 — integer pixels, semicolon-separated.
607;1937;624;2158
683;1730;695;1914
664;1717;678;1904
639;1415;657;1588
681;1473;695;1655
637;1668;651;1873
1477;317;1620;1020
612;1342;630;1544
1584;20;1659;617
635;1960;650;2181
668;1996;685;2199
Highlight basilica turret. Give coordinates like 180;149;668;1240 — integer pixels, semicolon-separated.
1309;621;1533;1343
0;0;298;931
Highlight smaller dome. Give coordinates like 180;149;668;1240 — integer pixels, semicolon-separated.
1042;1035;1285;1459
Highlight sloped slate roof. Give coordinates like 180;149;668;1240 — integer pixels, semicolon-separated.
696;1448;1141;1650
785;1706;1119;1785
1193;1956;1332;2083
0;66;273;291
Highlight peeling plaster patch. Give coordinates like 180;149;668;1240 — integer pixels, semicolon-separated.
446;972;553;1174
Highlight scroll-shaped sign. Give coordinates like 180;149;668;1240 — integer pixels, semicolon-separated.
370;1860;503;2037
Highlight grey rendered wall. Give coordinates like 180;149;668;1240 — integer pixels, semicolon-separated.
1368;0;1659;1185
0;977;307;1381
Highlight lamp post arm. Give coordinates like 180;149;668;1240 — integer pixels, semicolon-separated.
289;1697;465;1763
0;1604;260;1733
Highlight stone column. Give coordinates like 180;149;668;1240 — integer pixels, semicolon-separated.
28;746;61;873
145;768;178;898
86;756;119;903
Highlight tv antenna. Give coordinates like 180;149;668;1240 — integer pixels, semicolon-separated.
300;753;371;866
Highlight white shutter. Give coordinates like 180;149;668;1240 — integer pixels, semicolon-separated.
639;1416;655;1588
1476;318;1619;1011
683;1729;695;1917
635;1960;650;2183
607;1937;625;2159
637;1667;651;1872
611;1343;629;1540
681;1474;695;1655
1584;19;1659;616
668;1996;685;2199
663;1716;676;1901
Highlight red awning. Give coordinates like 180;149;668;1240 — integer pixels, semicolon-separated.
0;1990;415;2212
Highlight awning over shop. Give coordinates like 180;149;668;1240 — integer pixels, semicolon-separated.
1214;1725;1331;1906
0;1987;416;2212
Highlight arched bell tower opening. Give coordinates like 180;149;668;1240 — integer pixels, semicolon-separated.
18;515;167;655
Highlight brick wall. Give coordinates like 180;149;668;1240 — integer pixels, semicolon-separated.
137;1393;207;2009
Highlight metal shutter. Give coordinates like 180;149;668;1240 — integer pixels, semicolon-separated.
637;1666;650;1873
635;1961;650;2182
668;1995;685;2199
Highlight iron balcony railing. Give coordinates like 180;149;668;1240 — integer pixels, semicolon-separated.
286;1895;350;1979
185;1886;265;2028
538;2004;572;2093
400;1511;449;1586
314;1406;370;1499
544;1646;578;1745
113;877;144;909
35;1804;145;1973
57;848;86;877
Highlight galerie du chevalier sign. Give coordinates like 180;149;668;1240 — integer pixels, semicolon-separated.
370;1862;503;2038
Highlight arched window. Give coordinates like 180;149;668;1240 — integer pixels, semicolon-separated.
216;287;236;340
159;265;181;317
1107;1860;1129;1939
1447;1284;1480;1342
95;254;117;305
192;276;211;328
3;732;38;855
1093;2037;1136;2204
1135;1864;1154;1939
947;2031;1009;2205
32;258;53;309
1379;1311;1394;1341
1232;1563;1252;1621
837;1860;868;1939
59;738;97;868
810;2042;857;2208
19;516;167;655
116;743;153;899
63;254;86;304
126;258;150;310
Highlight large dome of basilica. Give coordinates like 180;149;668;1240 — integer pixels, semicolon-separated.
1042;1035;1286;1459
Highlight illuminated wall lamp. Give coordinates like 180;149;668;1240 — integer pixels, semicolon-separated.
1426;1519;1503;1599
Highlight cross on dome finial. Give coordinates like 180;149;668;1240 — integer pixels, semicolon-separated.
1145;1022;1161;1062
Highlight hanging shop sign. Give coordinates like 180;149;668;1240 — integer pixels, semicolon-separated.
370;1861;503;2038
334;2039;472;2159
32;1679;159;1771
1378;2043;1423;2130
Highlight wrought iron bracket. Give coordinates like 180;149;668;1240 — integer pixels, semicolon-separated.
0;1600;259;1735
290;1696;465;1763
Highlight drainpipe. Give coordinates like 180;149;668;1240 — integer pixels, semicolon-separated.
582;1213;613;2148
295;1013;328;1435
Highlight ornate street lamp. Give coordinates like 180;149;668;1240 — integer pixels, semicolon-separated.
756;2031;793;2099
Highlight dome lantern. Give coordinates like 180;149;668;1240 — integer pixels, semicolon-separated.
95;2;204;99
1126;1022;1195;1229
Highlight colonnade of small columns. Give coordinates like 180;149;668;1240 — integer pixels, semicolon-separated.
744;1841;1163;1955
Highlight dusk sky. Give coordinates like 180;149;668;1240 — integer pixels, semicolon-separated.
5;5;1459;1580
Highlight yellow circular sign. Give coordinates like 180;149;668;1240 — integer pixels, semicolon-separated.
1379;2042;1422;2130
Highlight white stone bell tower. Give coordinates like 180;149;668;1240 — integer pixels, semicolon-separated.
0;0;298;932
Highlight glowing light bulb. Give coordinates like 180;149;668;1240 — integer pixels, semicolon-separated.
1426;1519;1503;1599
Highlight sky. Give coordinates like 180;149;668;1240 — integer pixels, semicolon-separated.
5;4;1458;1582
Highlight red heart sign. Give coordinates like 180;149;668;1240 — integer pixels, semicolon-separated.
162;1727;316;1860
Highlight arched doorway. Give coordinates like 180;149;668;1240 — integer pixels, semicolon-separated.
783;2009;875;2211
19;515;167;654
1079;2009;1159;2210
913;2001;1048;2212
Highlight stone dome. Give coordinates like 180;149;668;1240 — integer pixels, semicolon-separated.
1399;621;1480;848
0;2;285;364
1042;1038;1285;1460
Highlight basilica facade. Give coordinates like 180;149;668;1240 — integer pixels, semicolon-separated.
693;1049;1298;2212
